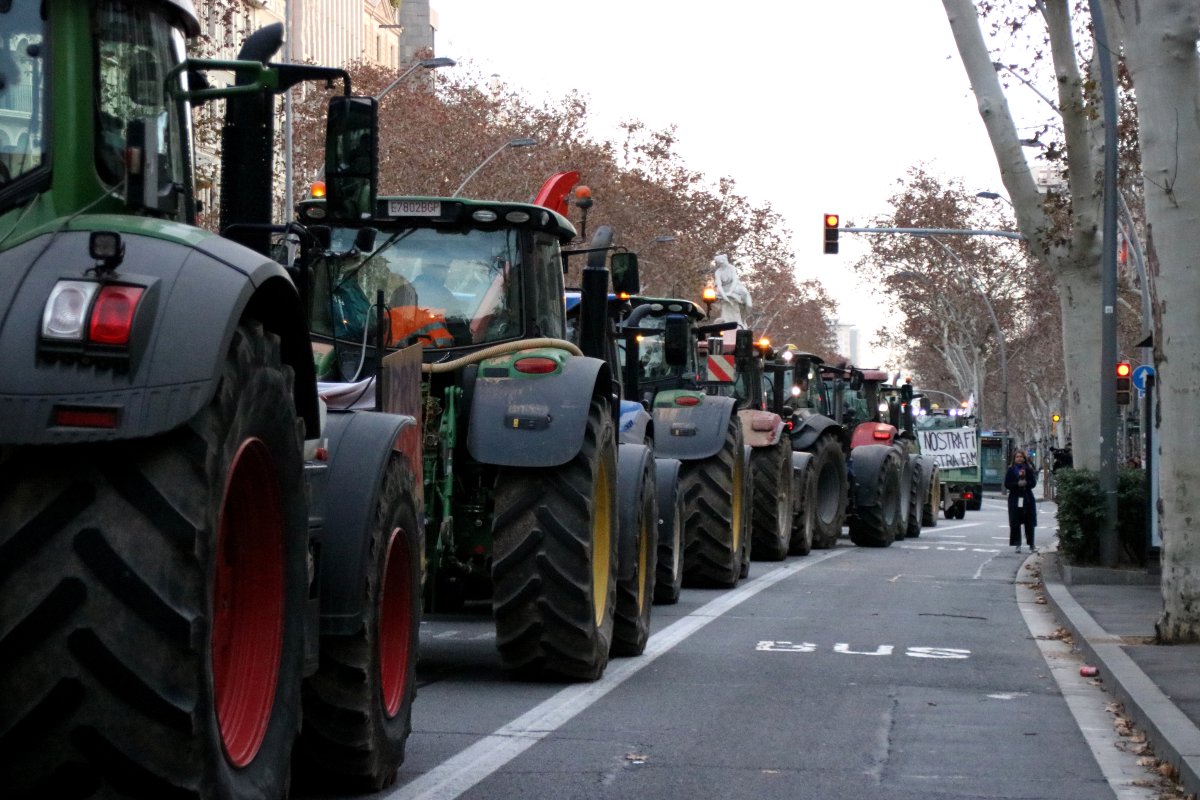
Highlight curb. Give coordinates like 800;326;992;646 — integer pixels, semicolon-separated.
1041;555;1200;797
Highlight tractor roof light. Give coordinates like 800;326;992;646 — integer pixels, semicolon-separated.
702;287;717;303
309;180;327;199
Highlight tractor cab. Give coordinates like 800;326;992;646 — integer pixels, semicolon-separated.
298;195;576;380
0;0;198;224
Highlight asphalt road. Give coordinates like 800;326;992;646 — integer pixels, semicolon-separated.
307;497;1160;800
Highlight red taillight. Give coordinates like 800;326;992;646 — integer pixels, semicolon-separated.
963;492;975;499
513;356;558;374
872;427;892;441
52;406;120;428
674;395;700;407
89;286;144;345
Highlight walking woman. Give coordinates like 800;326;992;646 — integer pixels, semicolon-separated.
1005;449;1038;553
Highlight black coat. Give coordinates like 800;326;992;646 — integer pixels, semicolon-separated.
1005;463;1038;527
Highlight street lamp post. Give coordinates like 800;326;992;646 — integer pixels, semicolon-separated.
375;56;456;102
899;235;1009;434
452;138;538;198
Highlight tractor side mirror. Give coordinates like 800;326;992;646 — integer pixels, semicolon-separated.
325;95;378;222
849;370;863;391
610;251;640;296
664;314;690;366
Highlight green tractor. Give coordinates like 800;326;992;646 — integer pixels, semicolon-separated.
762;349;850;551
297;172;657;679
1;3;422;796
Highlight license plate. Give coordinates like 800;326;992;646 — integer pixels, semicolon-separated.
387;199;441;217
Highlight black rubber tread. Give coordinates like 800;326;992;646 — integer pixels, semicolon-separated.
788;463;815;556
491;397;618;681
750;438;793;561
807;435;848;549
294;458;421;793
653;470;685;605
904;460;922;540
921;470;940;528
0;321;308;799
611;453;657;657
848;449;903;548
678;414;746;588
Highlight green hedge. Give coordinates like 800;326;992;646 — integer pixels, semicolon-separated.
1054;467;1148;566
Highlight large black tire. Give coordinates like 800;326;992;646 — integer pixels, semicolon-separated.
788;459;815;556
0;321;308;799
849;449;903;548
807;435;847;549
491;397;618;681
679;414;746;588
294;458;421;792
750;438;793;561
922;470;940;528
653;459;684;605
611;447;657;657
904;460;922;540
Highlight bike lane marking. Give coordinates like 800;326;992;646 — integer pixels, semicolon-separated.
386;548;850;800
1017;556;1159;799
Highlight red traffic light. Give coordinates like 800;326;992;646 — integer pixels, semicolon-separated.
825;214;839;227
1116;361;1132;378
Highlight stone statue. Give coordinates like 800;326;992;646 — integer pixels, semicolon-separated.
712;253;752;327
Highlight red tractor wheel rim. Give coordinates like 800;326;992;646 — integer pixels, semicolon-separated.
213;437;285;767
379;526;413;718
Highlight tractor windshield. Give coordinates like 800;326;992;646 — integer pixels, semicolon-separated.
311;225;523;350
93;1;190;216
0;1;47;197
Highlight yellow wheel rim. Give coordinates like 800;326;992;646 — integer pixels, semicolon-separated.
636;497;651;610
592;455;613;629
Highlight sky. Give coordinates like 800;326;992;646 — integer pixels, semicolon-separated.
432;1;1044;365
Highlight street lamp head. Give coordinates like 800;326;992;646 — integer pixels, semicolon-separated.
420;57;456;69
976;191;1001;200
507;137;538;149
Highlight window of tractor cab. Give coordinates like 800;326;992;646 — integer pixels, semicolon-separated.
93;1;190;217
0;0;47;204
310;225;525;351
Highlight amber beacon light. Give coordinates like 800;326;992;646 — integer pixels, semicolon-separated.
823;214;840;254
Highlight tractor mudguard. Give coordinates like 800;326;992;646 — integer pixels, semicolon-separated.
792;411;841;451
740;408;783;448
616;443;656;583
650;394;738;461
849;443;899;509
620;399;652;445
315;408;420;636
465;354;610;468
791;450;813;477
0;226;318;444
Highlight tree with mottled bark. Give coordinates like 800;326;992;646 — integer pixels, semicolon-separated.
1103;0;1200;642
941;0;1107;470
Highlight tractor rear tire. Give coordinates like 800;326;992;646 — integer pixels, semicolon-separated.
808;435;847;549
679;414;746;588
788;462;815;556
491;397;618;681
611;448;657;657
653;460;685;605
294;458;421;793
0;321;308;799
750;438;793;561
922;471;940;528
849;449;903;548
905;461;922;540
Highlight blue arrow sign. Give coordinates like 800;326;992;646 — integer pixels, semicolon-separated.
1132;364;1155;392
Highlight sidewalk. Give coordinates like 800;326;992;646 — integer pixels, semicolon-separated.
1040;551;1200;797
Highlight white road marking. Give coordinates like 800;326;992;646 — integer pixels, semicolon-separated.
1016;560;1160;799
386;549;849;800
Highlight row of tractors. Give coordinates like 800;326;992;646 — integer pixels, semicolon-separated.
0;5;956;798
